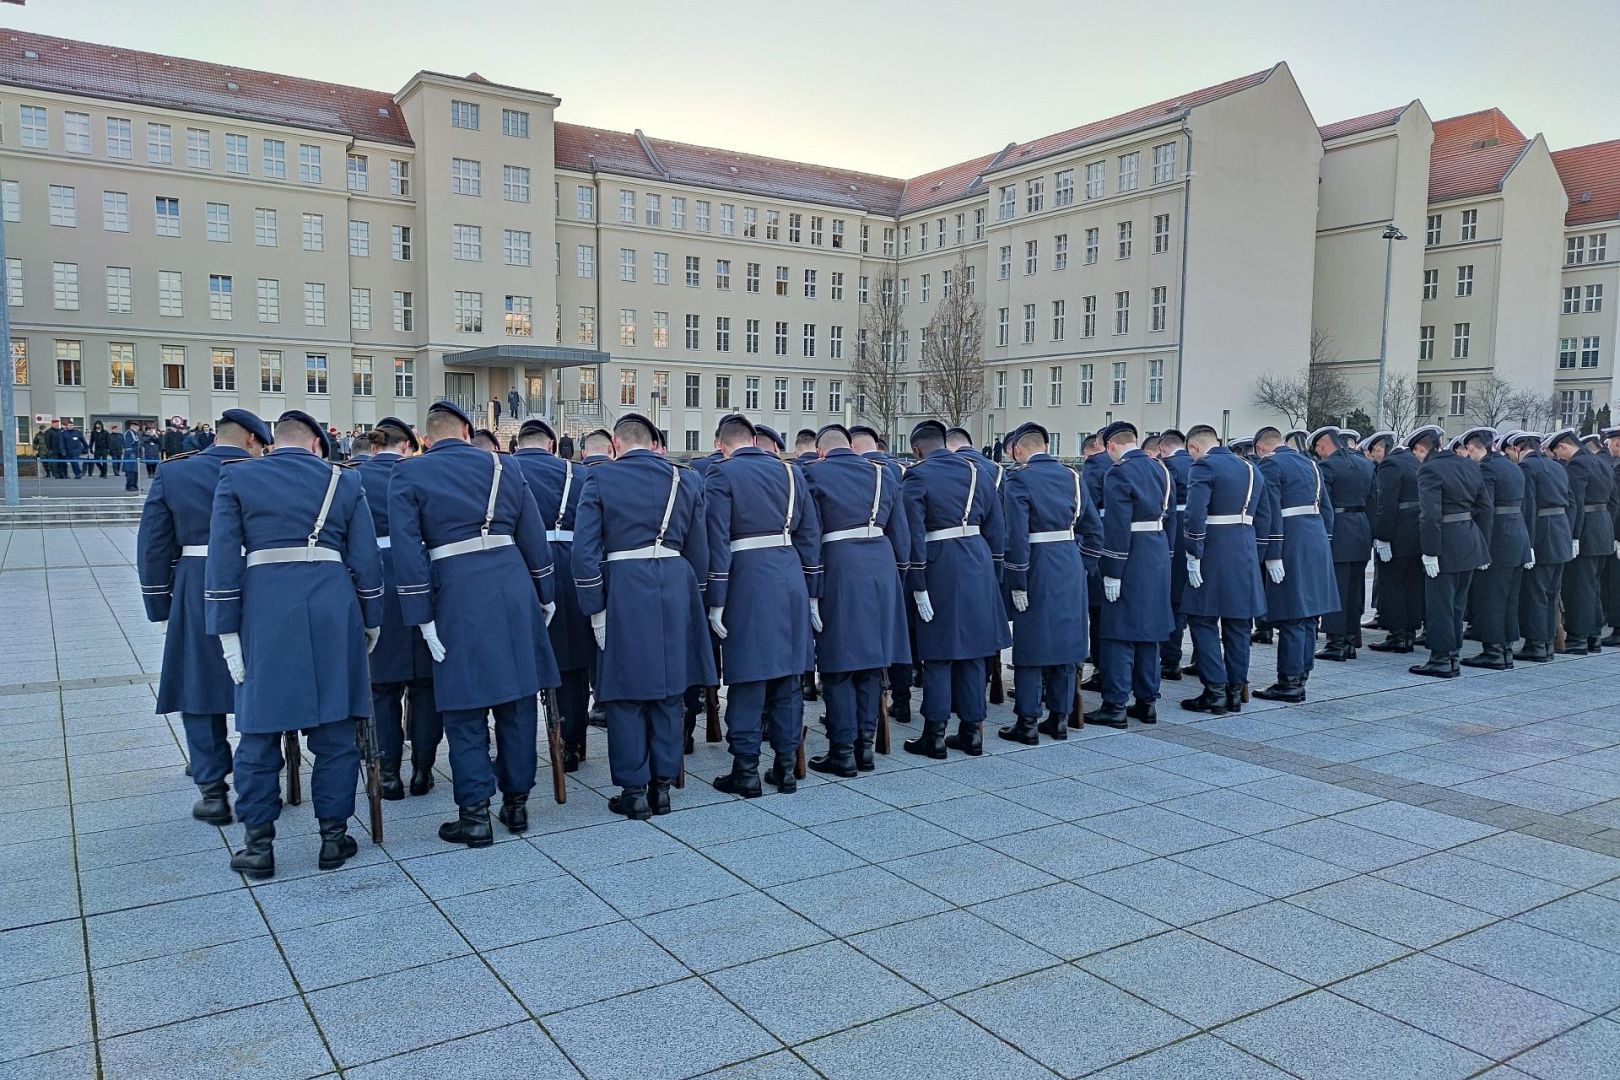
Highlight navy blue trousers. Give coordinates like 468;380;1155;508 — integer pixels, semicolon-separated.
1189;616;1253;687
1013;664;1076;718
1159;614;1187;670
1425;570;1473;656
822;669;881;746
235;720;358;827
1563;557;1604;639
370;680;442;765
921;657;987;727
180;712;232;786
888;661;915;719
605;694;683;789
1275;619;1317;678
440;697;537;807
725;676;803;757
1100;640;1158;706
557;669;590;749
1381;558;1425;632
1520;562;1564;643
1323;562;1366;637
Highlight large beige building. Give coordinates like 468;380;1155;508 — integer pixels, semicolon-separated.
0;28;1609;455
1552;139;1619;429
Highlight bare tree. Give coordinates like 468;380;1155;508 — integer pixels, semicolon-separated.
1252;329;1356;429
1516;391;1565;432
918;257;985;427
1380;372;1420;434
853;274;905;440
1306;364;1357;429
1252;370;1310;428
1468;374;1534;427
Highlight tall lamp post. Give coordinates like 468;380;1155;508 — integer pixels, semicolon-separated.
1373;224;1408;428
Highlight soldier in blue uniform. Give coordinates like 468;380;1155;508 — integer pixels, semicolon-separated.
388;401;560;845
754;424;787;456
703;415;822;795
1311;425;1375;661
901;420;1011;756
1369;431;1423;652
1079;433;1111;690
356;417;443;798
802;424;913;774
947;426;1010;695
1514;431;1575;661
853;424;916;725
1558;424;1620;654
206;410;383;879
998;423;1102;743
1088;422;1174;727
1157;430;1193;680
511;417;595;770
1251;426;1336;703
1459;427;1531;668
573;413;714;818
1408;425;1492;677
139;408;273;824
1602;428;1620;646
794;428;819;466
1357;432;1396;637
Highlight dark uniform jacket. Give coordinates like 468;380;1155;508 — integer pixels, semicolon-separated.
1258;447;1338;620
1318;447;1375;563
1417;450;1492;573
356;452;435;685
1181;447;1272;620
1003;454;1102;665
1520;450;1575;564
1479;451;1531;568
1099;448;1175;641
1565;448;1619;553
1373;448;1421;558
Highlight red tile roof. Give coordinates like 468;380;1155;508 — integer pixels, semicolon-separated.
0;28;412;144
1552;140;1620;226
1428;108;1530;202
897;149;1003;215
1319;105;1408;142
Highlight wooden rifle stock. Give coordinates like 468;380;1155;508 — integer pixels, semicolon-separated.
989;656;1005;705
284;731;302;805
704;687;722;742
356;715;384;844
542;689;567;805
876;684;891;754
1069;664;1084;728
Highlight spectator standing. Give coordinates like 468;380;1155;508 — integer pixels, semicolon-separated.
142;424;161;476
507;387;522;420
559;430;575;461
490;395;503;426
43;420;64;478
120;423;141;490
89;421;111;476
60;420;88;478
162;421;185;460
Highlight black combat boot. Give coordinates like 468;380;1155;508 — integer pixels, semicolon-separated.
765;755;797;794
649;779;673;816
1038;710;1070;740
608;787;652;820
809;743;858;778
1253;675;1306;703
1084;702;1128;729
1589;636;1604;654
1160;663;1183;682
192;779;233;825
589;701;607;728
497;793;529;834
409;762;435;796
230;821;275;880
1513;641;1552;663
1126;700;1158;724
317;818;358;871
439;801;495;847
1251;626;1274;645
1408;653;1459;679
1179;686;1228;715
378;757;405;801
1603;629;1620;648
1315;636;1355;662
1369;632;1414;653
1224;684;1245;713
998;717;1041;746
713;754;763;797
945;721;984;756
683;705;700;754
853;736;876;772
563;744;583;773
1461;643;1511;670
903;723;949;759
1080;671;1104;692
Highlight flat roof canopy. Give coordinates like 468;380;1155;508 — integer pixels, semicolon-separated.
443;345;610;368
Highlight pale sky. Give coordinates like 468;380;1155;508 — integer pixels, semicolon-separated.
7;0;1616;178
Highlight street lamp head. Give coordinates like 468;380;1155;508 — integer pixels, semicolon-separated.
1382;225;1407;241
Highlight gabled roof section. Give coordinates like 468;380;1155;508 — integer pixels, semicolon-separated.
1553;140;1620;227
1431;108;1526;158
1428;108;1531;202
898;147;1003;215
1319;104;1408;142
0;28;412;145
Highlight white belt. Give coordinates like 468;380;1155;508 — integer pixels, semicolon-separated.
925;524;981;542
1205;514;1254;526
824;525;883;543
605;544;682;562
547;530;574;543
1176;504;1188;513
246;546;343;568
730;533;793;553
1130;520;1164;532
428;534;514;561
180;545;208;557
1280;506;1320;518
1028;529;1075;544
375;535;392;549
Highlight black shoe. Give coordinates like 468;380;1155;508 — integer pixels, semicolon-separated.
563;745;582;773
1368;633;1414;654
998;717;1041;746
1160;666;1183;682
649;780;673;816
1224;684;1245;713
1180;687;1229;715
765;756;798;794
944;721;984;756
1251;628;1274;645
890;710;913;726
1460;644;1511;670
1252;677;1305;703
903;725;949;759
439;801;495;847
497;794;529;834
809;744;858;778
854;736;876;771
1080;673;1104;692
713;755;763;798
1558;641;1591;656
1589;637;1604;654
1409;654;1459;679
1603;631;1620;648
609;788;652;820
379;759;405;801
589;702;607;729
1084;703;1128;729
409;764;435;796
1513;641;1552;663
1126;700;1157;724
317;818;358;871
230;822;275;880
1037;711;1069;740
192;780;233;825
1315;637;1355;662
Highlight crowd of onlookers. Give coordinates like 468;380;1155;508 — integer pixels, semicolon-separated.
28;417;222;487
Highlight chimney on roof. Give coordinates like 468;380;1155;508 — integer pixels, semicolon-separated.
1473;137;1500;149
1581;192;1593;203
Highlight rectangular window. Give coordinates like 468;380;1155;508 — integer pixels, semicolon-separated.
207;274;232;320
997;307;1009;347
1117;221;1133;259
17;105;48;149
804;269;818;299
262;138;286;178
832;218;845;248
713;375;732;410
298;143;322;184
1427;214;1441;246
1152;141;1178;184
789;212;803;243
257;278;280;323
185;127;211;169
1051;299;1066;341
1025;241;1038;275
998;245;1012;280
803;325;817;358
774;378;789;412
303;282;327;326
254;207;278;247
578;367;599;405
1022;304;1037;344
899;278;910;306
1026;177;1045;214
451;157;481;196
1048;365;1063;406
1556;338;1579;368
1079;364;1094;405
775;265;790;296
1085;160;1106;199
1459;209;1477;242
722;204;736;235
52;262;80;310
1582;336;1601;368
387;224;411;262
744;377;760;411
954;214;964;244
671;197;686;230
301;212;324;251
1450;380;1467;415
1;180;18;223
62;111;91;153
451;100;480;129
686;256;701;288
1452;322;1470;359
920;274;931;304
646;251;666;285
350;287;371;330
1150;286;1168;332
155;196;180;237
106;117;133;159
105;342;135;388
802;378;816;411
696;201;711;232
775;321;789;356
502;165;531;203
1085;227;1099;265
680;314;699;350
1055;169;1075;207
1591;233;1608;262
998;185;1016;220
502;108;529;138
1585;284;1604;312
1147;358;1165;404
577;244;595;278
1117;152;1140;192
498;229;529;267
1112;361;1127;405
1422;269;1438;300
576;306;595;345
96;190;127;233
504;295;533;338
348;219;370;257
645;311;666;349
158;270;184;316
48;185;76;227
709;315;728;353
452;290;483;333
389;159;410;196
211;347;236;391
646;194;662;227
147;122;173;163
1456;264;1474;297
575;185;596;221
619;369;638;406
746;319;760;354
858;275;869;304
162;345;187;390
766;209;780;240
1114;291;1130;335
348;354;372;397
974;208;986;240
306;353;329;395
105;266;132;313
393;290;415;332
882;226;895;256
1153;214;1171;253
202;201;230;243
616;247;638;283
1082;295;1097;337
1419;325;1435;360
394;357;414;398
1019;368;1034;409
261;350;284;393
995;371;1007;408
1053;234;1069;271
618;307;637;347
55;340;83;386
345;153;368;192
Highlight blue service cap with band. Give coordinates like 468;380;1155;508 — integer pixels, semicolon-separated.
427;399;473;429
754;423;786;451
909;419;948;445
517;417;556;443
374;415;420;452
715;413;756;439
277;409;331;459
1100;420;1139;444
219;408;272;447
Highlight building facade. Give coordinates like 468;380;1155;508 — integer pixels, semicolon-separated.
1552;140;1619;429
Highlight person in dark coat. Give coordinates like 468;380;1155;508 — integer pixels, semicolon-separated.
138;409;272;825
389;401;559;843
42;420;63;478
901;420;1011;756
1369;432;1423;652
1251;426;1337;703
802;424;913;775
572;413;715;819
206;410;384;879
88;421;112;477
162;423;185;460
1079;434;1111;689
1460;427;1531;669
511;417;594;770
59;420;87;479
507;388;522;420
850;424;917;723
1558;424;1620;654
1408;426;1492;678
1515;430;1576;661
357;419;443;798
999;422;1101;744
121;423;142;490
1157;430;1193;680
142;424;162;476
558;430;576;462
1311;425;1374;661
1088;421;1175;727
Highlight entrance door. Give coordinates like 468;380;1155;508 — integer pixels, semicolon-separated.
525;374;545;416
444;372;475;414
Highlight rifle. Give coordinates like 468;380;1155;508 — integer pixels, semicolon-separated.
355;713;384;843
802;672;818;702
794;723;807;779
989;655;1005;705
705;637;723;742
540;687;567;805
284;731;302;805
1069;664;1084;728
876;676;891;754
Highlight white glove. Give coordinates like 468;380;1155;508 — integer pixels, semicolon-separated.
1573;540;1581;559
155;620;168;635
1103;577;1121;603
1266;560;1285;584
708;607;728;639
1374;540;1392;563
1525;549;1535;571
914;591;935;622
418;621;447;663
809;597;823;633
1422;555;1440;578
1011;590;1029;612
541;601;556;626
1613;541;1620;559
364;626;381;654
591;610;606;650
219;632;245;684
1186;556;1203;590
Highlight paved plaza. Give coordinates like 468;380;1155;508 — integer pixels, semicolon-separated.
4;528;1620;1080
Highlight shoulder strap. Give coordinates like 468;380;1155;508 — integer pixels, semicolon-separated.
310;465;343;547
782;459;797;538
1071;465;1083;525
556;460;574;531
1313;459;1322;509
482;454;503;536
1244;461;1257;516
655;463;682;548
870;460;884;527
1157;459;1173;518
962;456;979;526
